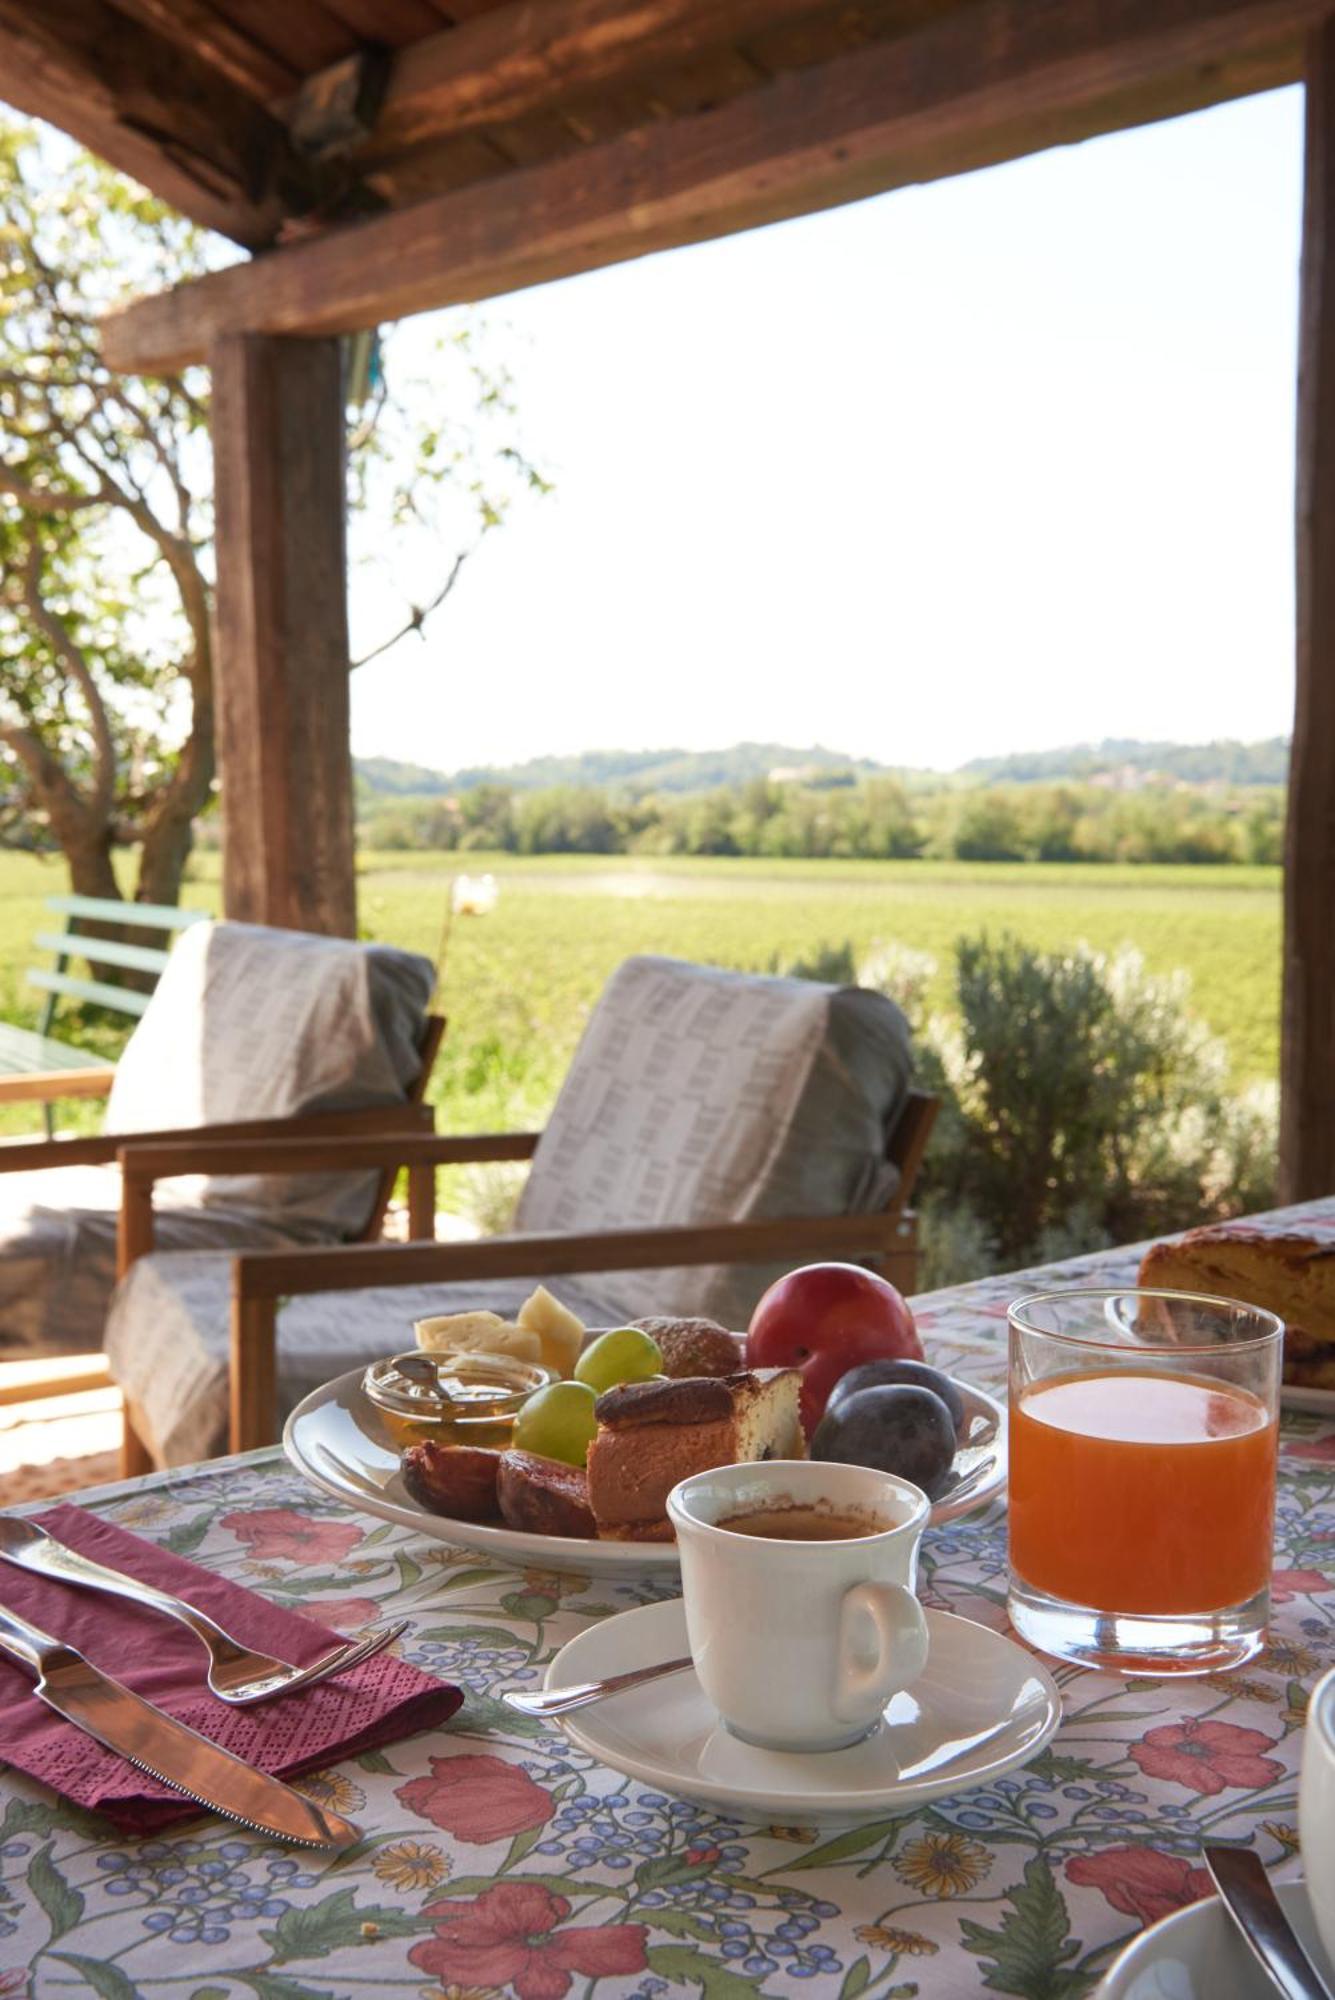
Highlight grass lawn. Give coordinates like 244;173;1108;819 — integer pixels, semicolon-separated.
0;849;1280;1143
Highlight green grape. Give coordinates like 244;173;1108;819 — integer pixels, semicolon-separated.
512;1380;598;1467
574;1326;663;1395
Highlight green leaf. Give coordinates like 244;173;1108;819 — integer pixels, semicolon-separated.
1025;1749;1104;1785
161;1516;211;1557
635;1852;720;1893
838;1956;871;2000
261;1886;421;1962
243;1976;340;2000
29;1842;83;1941
767;1820;900;1872
503;1822;547;1870
415;1623;526;1650
357;1749;398;1774
52;1956;140;2000
959;1855;1088;1999
647;1942;774;1999
0;1797;63;1841
447;1690;547;1738
641;1907;716;1942
396;1552;423;1590
190;1989;230;2000
437;1565;510;1590
501;1590;558;1621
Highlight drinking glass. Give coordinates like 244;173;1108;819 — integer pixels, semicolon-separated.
1008;1288;1283;1675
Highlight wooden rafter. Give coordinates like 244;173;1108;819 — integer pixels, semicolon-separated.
0;0;357;247
104;0;1312;373
294;0;858;165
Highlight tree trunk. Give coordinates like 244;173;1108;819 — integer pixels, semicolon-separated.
65;837;121;904
136;808;195;908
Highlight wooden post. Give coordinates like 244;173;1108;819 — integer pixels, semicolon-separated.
1283;20;1335;1202
211;334;356;938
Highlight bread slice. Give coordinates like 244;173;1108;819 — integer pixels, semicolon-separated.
1139;1226;1335;1385
587;1369;803;1542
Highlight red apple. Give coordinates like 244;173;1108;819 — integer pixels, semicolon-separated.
747;1262;922;1434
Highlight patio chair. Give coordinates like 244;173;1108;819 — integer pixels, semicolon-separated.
0;919;443;1399
104;954;936;1467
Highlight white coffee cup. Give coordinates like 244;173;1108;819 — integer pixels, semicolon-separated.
1301;1665;1335;1965
666;1458;931;1753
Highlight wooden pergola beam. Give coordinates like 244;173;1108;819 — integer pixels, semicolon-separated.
1282;16;1335;1202
104;0;1313;375
299;0;853;165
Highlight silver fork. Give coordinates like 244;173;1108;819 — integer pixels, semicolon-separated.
0;1517;407;1705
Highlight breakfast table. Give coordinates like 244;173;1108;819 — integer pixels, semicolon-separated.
4;1198;1334;2000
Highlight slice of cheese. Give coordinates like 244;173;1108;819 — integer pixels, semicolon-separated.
414;1312;542;1363
517;1285;586;1377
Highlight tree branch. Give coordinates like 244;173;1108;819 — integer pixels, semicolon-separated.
351;549;468;670
19;543;117;820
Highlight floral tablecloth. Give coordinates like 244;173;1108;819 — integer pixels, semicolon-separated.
5;1198;1335;2000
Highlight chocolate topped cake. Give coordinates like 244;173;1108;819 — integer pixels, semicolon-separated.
586;1369;803;1541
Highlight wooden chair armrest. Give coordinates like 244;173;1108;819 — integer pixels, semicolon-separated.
226;1208;918;1451
118;1130;539;1182
116;1125;537;1277
0;1100;432;1176
0;1067;116;1107
234;1207;916;1303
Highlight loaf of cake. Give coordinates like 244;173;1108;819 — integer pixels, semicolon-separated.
587;1370;804;1541
1139;1225;1335;1386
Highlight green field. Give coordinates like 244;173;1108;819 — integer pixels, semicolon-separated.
0;849;1280;1148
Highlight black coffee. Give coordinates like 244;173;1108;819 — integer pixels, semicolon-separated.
717;1505;881;1541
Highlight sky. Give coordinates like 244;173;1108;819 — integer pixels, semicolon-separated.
343;86;1303;777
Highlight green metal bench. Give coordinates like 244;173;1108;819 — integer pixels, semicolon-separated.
0;894;208;1134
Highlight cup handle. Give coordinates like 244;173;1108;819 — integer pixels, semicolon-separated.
832;1582;929;1723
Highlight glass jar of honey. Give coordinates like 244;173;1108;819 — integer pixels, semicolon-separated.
363;1351;558;1448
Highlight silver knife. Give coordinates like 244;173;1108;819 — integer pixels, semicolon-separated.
0;1602;360;1849
1204;1845;1335;2000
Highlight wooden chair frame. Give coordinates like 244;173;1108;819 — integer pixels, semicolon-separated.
115;1090;938;1459
0;1013;446;1456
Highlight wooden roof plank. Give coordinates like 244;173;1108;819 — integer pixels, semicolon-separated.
104;0;1312;373
314;0;848;162
107;0;299;106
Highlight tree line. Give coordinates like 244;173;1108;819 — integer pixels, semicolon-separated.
355;772;1285;866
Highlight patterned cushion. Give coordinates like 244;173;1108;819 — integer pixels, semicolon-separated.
106;1256;631;1467
514;955;913;1327
0;922;435;1358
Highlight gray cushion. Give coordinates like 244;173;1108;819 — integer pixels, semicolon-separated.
106;1255;631;1467
0;921;434;1358
515;955;913;1327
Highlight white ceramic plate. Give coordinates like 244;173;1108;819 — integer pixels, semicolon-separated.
283;1367;1007;1579
1097;1878;1329;1998
545;1596;1060;1822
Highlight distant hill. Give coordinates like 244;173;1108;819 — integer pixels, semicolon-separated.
960;737;1289;787
355;735;1291;800
356;742;891;797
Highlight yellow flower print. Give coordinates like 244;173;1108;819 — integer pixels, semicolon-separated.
1203;1674;1281;1703
766;1825;817;1844
1262;1637;1323;1676
894;1831;991;1899
855;1923;939;1955
1261;1820;1301;1856
295;1771;366;1815
373;1840;451;1891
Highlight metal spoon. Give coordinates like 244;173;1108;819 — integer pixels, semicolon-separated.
1204;1845;1335;2000
505;1656;694;1717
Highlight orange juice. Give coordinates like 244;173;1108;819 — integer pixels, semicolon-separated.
1009;1370;1277;1615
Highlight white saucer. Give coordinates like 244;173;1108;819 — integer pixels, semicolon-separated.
545;1597;1061;1822
1097;1878;1332;1998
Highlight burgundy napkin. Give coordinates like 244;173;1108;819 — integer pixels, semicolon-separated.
0;1503;462;1833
